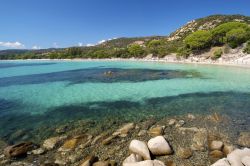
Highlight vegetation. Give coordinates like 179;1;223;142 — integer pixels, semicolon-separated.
244;41;250;54
212;48;223;60
1;15;250;60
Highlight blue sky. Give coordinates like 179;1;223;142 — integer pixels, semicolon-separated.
0;0;250;50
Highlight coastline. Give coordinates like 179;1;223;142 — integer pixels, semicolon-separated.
2;55;250;69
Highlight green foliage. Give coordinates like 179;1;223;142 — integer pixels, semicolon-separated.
184;30;213;50
243;41;250;54
212;22;250;45
177;47;191;58
212;48;223;59
128;44;145;57
225;28;250;48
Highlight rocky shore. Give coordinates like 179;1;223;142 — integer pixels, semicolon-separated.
0;112;249;166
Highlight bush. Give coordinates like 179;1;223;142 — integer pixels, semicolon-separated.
225;28;249;48
243;41;250;54
184;30;213;50
212;48;223;59
128;44;145;57
177;47;192;58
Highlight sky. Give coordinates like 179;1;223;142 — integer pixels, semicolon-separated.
0;0;250;50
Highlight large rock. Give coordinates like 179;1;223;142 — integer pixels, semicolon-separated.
147;136;172;155
191;129;207;151
123;154;143;164
43;136;66;150
4;142;36;158
148;126;164;137
242;156;250;166
129;140;151;160
123;160;165;166
209;141;224;151
227;148;250;166
80;155;98;166
211;158;230;166
237;132;250;147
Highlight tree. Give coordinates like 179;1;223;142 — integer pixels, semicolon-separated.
184;30;213;50
128;44;145;57
225;28;250;48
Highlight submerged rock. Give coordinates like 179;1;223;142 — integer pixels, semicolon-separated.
58;134;91;151
93;161;110;166
4;142;37;158
80;155;98;166
113;123;135;137
129;140;151;160
43;136;66;150
31;148;45;155
191;128;207;151
148;136;172;155
176;147;193;159
237;132;250;147
148;126;164;136
209;141;224;151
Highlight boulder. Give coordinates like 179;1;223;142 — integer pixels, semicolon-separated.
227;148;250;166
211;158;230;166
148;136;172;155
148;126;164;137
4;142;37;158
129;140;151;160
242;156;250;166
209;141;224;151
123;154;143;164
237;132;250;147
80;155;98;166
176;148;193;159
43;136;66;150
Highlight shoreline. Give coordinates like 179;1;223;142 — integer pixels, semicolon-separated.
1;56;250;69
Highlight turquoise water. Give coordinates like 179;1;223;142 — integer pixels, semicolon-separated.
0;60;250;143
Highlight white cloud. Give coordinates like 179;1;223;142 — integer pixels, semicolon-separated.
0;41;25;49
98;40;106;44
78;43;83;47
32;45;41;50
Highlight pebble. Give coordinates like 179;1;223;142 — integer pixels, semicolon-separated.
168;119;176;126
31;148;45;155
148;136;172;155
148;126;164;136
129;140;151;160
80;155;98;166
209;141;224;151
123;160;165;166
238;132;250;147
191;128;207;151
138;130;147;136
43;136;66;150
177;148;193;159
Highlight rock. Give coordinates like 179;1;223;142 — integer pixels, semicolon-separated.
138;130;147;137
238;132;250;147
148;136;172;155
242;156;250;166
178;127;199;132
148;126;164;136
165;161;176;166
222;144;235;155
93;161;110;166
102;135;117;145
227;148;250;166
80;155;98;166
129;140;151;160
176;148;193;159
187;114;195;120
209;141;224;151
191;129;207;151
43;136;66;150
123;154;143;164
59;134;92;151
31;148;45;155
175;120;185;128
92;133;107;145
123;160;165;166
168;119;176;126
211;158;230;166
210;150;224;161
113;123;135;137
4;142;36;158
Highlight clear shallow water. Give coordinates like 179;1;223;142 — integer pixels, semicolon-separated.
0;60;250;143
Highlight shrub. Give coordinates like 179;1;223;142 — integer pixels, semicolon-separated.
225;28;249;48
177;47;192;58
223;44;231;54
212;48;223;59
128;44;145;57
243;41;250;54
184;30;213;50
